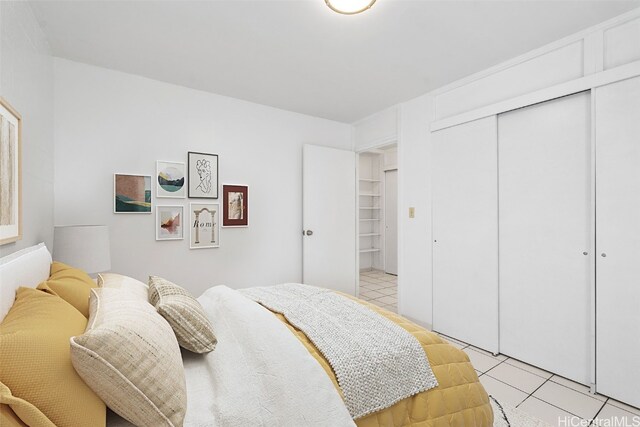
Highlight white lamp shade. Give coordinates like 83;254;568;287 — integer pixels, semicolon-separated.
53;225;111;275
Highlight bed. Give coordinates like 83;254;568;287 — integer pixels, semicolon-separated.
0;244;494;427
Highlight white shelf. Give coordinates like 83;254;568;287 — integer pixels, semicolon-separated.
359;233;380;237
360;218;380;221
360;207;381;210
359;193;381;197
360;248;381;253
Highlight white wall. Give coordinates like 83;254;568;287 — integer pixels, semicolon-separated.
397;95;434;327
0;2;54;258
53;59;352;296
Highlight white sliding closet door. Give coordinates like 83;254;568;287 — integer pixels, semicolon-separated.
499;92;592;385
432;116;499;353
595;76;640;408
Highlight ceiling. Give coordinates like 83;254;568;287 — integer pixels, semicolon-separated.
30;0;640;123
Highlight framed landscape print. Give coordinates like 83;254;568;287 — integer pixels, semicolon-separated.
156;161;186;198
222;184;248;227
156;205;184;240
188;152;218;199
190;203;220;249
114;174;152;213
0;98;22;245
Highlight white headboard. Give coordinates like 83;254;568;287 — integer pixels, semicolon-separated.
0;243;52;322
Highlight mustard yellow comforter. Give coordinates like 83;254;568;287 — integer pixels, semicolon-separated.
272;296;493;427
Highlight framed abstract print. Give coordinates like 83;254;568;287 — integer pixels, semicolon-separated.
114;174;152;213
156;205;184;240
222;184;248;227
156;161;186;198
0;98;22;245
188;152;218;199
190;203;220;249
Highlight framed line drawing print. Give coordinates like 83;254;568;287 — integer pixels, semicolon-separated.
114;174;152;213
190;203;220;249
156;161;186;198
156;205;184;240
188;152;218;199
0;98;22;245
222;184;248;227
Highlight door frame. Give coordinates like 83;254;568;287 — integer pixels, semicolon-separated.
355;142;399;299
383;167;398;276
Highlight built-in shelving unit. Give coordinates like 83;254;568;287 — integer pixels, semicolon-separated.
358;151;383;271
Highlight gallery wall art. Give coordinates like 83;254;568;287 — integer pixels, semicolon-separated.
188;152;218;199
156;161;186;198
156;205;184;240
0;98;22;245
114;174;152;213
222;184;248;227
190;203;220;249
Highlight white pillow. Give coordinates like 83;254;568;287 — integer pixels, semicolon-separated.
97;273;149;302
0;243;52;322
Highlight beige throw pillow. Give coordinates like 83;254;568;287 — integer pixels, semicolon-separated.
97;273;149;302
148;276;217;353
70;288;186;427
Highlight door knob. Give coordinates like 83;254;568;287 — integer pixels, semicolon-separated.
306;230;313;236
601;253;607;257
583;251;588;256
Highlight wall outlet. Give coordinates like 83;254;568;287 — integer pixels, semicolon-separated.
409;207;415;218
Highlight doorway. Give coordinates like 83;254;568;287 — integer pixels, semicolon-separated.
357;144;398;312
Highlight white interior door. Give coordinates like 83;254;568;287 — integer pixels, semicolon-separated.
595;76;640;407
432;116;499;353
498;92;592;385
384;170;398;275
303;144;356;295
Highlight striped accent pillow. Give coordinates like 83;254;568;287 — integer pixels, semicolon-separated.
148;276;217;353
70;288;186;427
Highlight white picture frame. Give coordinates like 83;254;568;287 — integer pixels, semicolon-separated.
156;205;184;241
189;202;220;249
113;174;152;214
156;161;186;198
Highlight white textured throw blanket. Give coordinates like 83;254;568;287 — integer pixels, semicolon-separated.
107;285;354;427
241;283;439;419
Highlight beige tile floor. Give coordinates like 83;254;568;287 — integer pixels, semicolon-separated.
359;269;397;313
359;269;640;426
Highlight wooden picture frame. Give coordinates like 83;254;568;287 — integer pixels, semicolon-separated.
114;174;152;213
222;184;248;227
189;202;220;249
0;97;22;245
188;152;218;199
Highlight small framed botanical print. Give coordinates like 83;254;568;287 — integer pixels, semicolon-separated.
188;152;218;199
0;97;22;245
156;161;186;198
222;184;248;227
190;203;220;249
156;205;184;240
114;174;152;213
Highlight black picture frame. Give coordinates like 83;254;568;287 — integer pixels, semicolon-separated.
187;151;219;199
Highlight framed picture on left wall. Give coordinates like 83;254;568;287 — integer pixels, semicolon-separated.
0;98;22;245
114;174;152;213
156;205;184;240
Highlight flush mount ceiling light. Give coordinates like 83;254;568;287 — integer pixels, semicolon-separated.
325;0;376;15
